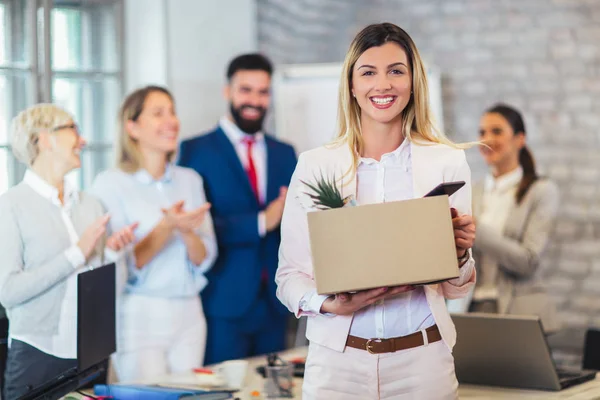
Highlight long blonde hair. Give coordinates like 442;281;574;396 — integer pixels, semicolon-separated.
335;23;469;175
116;85;176;173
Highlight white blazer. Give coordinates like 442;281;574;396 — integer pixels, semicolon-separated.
276;140;476;353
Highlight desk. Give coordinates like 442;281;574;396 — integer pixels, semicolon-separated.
163;347;600;400
66;347;600;399
459;381;600;399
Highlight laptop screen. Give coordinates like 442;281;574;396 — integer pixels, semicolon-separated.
77;262;117;371
451;313;562;391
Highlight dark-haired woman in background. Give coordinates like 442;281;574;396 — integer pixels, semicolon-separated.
470;104;559;332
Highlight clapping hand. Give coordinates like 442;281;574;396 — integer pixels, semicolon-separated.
265;187;288;232
78;214;111;260
106;222;139;251
162;200;211;234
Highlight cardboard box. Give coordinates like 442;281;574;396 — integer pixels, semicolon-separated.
307;195;459;295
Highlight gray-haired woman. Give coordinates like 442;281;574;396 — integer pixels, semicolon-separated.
0;104;137;400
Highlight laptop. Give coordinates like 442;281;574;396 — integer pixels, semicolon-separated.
451;313;597;391
21;263;116;399
77;262;117;371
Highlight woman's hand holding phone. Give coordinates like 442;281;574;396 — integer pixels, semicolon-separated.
451;207;475;264
320;285;415;315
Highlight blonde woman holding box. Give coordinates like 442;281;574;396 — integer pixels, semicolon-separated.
276;23;476;399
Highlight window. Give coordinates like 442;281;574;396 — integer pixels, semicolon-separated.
0;0;123;194
0;0;32;195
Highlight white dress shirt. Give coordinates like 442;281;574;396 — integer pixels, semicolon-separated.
473;167;523;301
349;140;437;338
220;117;268;236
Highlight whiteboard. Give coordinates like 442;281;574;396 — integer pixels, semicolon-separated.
271;63;444;154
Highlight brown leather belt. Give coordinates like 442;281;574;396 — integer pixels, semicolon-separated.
345;324;441;354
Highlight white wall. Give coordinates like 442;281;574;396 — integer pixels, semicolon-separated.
125;0;258;139
124;0;169;90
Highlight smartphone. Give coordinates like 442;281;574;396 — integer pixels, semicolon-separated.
424;181;465;198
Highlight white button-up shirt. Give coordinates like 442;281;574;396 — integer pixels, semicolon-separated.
90;165;217;297
349;140;436;338
220;117;268;236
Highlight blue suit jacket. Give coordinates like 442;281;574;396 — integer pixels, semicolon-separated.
178;126;297;319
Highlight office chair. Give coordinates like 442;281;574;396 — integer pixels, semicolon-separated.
582;328;600;370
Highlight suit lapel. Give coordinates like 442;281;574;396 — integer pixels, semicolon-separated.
410;142;441;197
335;143;357;201
214;128;259;207
265;137;278;204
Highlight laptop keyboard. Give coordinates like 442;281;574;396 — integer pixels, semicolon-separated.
557;370;581;380
556;368;597;390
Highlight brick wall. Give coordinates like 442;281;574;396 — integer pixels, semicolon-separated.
258;0;600;366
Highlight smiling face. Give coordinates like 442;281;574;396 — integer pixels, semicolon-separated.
225;69;271;134
37;119;86;175
351;42;412;125
126;90;180;156
479;112;525;169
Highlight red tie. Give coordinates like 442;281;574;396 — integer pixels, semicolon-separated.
242;137;260;204
243;137;268;287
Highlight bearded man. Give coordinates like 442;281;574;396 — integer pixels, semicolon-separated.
178;53;297;364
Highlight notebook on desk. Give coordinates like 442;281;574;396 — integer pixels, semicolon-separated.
94;384;233;399
451;313;596;391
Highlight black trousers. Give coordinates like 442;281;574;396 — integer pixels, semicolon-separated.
3;339;76;400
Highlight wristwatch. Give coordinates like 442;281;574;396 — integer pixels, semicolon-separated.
458;249;471;267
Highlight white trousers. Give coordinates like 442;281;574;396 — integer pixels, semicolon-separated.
303;340;458;400
114;294;207;383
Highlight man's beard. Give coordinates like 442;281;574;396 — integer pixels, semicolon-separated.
229;103;267;134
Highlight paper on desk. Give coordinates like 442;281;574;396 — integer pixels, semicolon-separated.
156;382;239;394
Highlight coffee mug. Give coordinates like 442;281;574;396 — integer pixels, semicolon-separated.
215;359;249;389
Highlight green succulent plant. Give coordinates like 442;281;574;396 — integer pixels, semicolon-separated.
301;173;353;210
